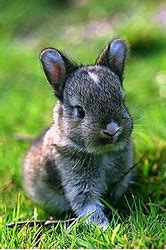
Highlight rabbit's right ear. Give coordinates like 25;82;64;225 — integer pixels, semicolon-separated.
96;39;128;81
40;48;78;101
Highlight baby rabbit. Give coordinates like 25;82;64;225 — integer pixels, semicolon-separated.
23;39;133;228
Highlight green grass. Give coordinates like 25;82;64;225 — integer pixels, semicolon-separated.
1;194;165;248
0;0;166;248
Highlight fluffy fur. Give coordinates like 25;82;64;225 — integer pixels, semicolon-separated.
23;39;133;228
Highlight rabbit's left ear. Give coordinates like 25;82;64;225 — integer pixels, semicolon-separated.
40;48;78;101
96;39;128;81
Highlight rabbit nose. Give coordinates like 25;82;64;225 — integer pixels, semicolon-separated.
101;122;121;141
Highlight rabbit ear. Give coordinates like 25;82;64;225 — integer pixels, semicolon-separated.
96;39;128;81
40;48;78;101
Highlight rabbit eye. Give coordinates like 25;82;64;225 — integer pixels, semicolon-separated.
75;106;85;118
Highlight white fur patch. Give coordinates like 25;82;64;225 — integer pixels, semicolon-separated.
80;203;97;217
88;72;100;85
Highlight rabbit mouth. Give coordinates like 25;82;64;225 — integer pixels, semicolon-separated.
95;131;125;146
67;132;129;155
93;141;127;154
96;137;117;145
86;135;128;154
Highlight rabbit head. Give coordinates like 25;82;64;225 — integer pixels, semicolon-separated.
40;39;133;154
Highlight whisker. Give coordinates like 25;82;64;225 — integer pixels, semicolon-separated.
133;116;146;122
132;128;145;132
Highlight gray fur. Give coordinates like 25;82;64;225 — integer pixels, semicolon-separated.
23;39;133;228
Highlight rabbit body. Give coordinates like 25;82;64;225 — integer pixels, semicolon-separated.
23;39;133;228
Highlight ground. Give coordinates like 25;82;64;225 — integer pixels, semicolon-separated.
0;0;166;248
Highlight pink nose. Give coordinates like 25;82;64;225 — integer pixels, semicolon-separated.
102;122;121;141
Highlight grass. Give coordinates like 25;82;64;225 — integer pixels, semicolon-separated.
1;194;165;248
0;0;166;248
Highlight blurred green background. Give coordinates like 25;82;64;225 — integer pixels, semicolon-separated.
0;0;166;221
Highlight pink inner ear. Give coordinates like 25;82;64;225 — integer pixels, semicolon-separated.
53;62;63;82
47;60;65;85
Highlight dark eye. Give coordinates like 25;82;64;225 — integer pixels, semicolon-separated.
75;106;85;118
